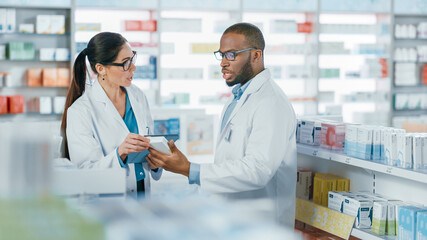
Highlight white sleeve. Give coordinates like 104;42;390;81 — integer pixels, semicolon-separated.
199;99;294;193
67;106;122;169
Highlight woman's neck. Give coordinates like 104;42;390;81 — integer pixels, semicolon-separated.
98;78;124;103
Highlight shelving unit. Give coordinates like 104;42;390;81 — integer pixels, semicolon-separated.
297;143;427;184
390;9;427;127
0;2;74;120
297;142;427;240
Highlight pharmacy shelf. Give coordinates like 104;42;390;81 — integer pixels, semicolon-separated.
392;109;427;116
0;5;71;9
393;85;427;93
0;59;70;63
0;113;62;122
296;144;427;184
351;228;396;240
0;33;70;36
0;86;69;89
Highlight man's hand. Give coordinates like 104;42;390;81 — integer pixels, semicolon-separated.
146;140;190;177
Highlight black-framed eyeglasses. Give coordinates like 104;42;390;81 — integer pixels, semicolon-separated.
102;50;137;71
214;47;257;61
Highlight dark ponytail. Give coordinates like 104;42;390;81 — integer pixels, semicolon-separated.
61;32;127;159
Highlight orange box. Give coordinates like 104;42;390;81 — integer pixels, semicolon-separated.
297;22;312;33
124;20;157;32
0;96;8;114
27;68;42;87
42;68;57;87
8;95;24;114
56;68;70;87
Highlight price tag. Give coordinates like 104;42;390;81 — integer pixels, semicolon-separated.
296;198;355;239
345;157;351;164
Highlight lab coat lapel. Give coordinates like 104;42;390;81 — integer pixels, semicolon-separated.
218;69;270;139
92;80;128;132
127;88;148;135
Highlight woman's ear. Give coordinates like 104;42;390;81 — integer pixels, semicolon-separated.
95;63;105;76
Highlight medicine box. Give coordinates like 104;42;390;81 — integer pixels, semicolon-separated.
27;68;42;87
296;169;313;200
345;124;358;157
397;134;413;169
387;200;403;236
371;201;388;235
328;191;353;212
50;15;65;34
320;121;346;151
398;206;427;240
412;135;423;170
148;136;171;155
356;126;373;160
343;196;373;229
417;211;427;240
372;128;382;162
0;96;7;114
299;120;321;146
8;95;24;114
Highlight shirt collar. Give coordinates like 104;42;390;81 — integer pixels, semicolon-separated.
232;78;253;100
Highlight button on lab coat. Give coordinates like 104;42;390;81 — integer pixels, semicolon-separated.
199;69;297;228
66;80;162;199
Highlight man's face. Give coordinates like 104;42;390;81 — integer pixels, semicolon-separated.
219;33;254;87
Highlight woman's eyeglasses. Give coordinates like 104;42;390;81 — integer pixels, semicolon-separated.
103;50;137;71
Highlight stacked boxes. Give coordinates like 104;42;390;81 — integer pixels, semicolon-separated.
0;8;16;33
313;173;349;206
6;42;35;60
27;68;71;87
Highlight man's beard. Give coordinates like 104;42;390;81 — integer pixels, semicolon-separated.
226;55;254;87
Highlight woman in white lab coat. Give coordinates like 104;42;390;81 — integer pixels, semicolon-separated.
61;32;162;199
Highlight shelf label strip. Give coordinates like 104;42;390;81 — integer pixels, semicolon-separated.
295;198;355;239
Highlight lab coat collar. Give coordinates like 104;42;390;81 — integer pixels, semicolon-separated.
219;68;271;136
91;79;129;132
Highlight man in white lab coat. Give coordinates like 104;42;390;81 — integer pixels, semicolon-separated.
147;22;297;228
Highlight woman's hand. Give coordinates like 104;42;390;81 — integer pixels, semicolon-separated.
118;133;150;161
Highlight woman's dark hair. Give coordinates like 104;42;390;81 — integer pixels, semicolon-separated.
61;32;127;159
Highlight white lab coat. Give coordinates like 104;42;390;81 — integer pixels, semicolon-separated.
199;69;297;228
66;79;162;199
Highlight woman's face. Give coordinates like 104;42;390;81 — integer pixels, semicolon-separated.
104;43;136;87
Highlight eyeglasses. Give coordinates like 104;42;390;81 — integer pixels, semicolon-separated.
103;50;137;71
214;47;257;61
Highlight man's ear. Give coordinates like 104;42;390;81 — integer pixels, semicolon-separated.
95;63;105;76
253;49;263;63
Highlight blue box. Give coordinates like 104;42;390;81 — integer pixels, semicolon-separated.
398;206;427;240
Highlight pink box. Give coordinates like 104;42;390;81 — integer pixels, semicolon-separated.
321;121;346;151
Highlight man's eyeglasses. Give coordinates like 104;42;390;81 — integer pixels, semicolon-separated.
103;50;137;71
214;47;257;61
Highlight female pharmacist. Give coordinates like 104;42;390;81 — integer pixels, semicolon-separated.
61;32;162;199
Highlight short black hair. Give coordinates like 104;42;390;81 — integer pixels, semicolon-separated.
223;22;265;51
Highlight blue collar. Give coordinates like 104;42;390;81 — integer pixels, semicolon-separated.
232;79;253;100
